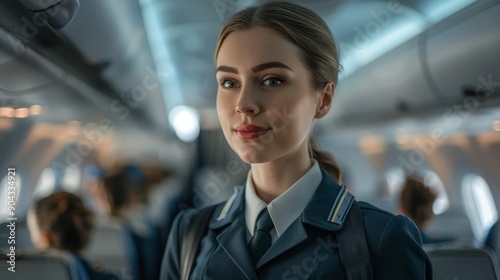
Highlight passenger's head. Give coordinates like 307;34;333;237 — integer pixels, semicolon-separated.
214;2;341;181
399;177;437;229
27;191;93;253
100;171;134;216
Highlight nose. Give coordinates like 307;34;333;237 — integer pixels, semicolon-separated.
235;85;259;115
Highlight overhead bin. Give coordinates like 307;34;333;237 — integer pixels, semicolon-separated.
425;1;500;106
332;35;438;124
20;0;80;29
0;28;67;94
331;1;500;125
59;0;169;131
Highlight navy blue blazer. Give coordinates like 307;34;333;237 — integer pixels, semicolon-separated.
161;169;433;279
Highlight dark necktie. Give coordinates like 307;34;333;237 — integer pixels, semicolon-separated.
248;208;274;265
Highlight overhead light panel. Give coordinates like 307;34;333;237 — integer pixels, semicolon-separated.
15;108;29;118
169;105;200;142
0;107;15;118
30;105;43;115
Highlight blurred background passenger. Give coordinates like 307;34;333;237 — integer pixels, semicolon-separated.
399;177;453;244
92;164;162;280
143;165;185;249
27;191;120;280
82;163;107;213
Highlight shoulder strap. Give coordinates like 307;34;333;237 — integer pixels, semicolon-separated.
180;205;217;280
336;200;374;280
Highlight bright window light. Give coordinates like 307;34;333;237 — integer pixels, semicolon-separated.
62;166;82;193
169;105;200;142
463;174;498;241
33;168;56;198
424;171;450;215
384;167;405;196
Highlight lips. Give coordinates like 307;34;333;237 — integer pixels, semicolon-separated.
234;124;271;140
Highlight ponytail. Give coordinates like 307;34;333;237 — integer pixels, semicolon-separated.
309;137;342;183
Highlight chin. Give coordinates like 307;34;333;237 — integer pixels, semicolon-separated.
236;147;271;164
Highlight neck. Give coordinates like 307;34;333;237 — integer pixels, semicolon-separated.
250;147;312;204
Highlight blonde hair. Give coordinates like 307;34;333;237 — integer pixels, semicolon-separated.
214;2;342;182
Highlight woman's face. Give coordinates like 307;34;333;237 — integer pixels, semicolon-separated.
216;27;328;164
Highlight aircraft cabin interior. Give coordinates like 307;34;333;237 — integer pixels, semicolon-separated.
0;0;500;279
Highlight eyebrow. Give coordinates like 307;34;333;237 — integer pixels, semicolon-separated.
215;61;292;74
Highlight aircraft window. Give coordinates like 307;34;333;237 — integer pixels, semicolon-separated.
0;174;22;221
62;166;82;192
384;167;405;196
33;167;56;198
463;174;498;241
424;171;450;215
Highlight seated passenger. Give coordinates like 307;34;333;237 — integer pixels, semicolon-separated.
399;177;453;244
27;191;121;280
96;166;162;280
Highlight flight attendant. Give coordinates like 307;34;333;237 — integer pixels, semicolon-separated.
161;2;432;279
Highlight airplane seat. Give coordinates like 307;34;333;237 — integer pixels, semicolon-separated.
0;249;78;280
484;220;500;263
425;244;500;280
84;217;139;279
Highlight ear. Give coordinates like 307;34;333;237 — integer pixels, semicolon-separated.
314;82;335;119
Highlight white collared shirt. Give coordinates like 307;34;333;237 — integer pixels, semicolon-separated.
244;160;323;243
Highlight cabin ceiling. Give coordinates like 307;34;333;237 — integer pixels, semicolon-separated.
1;0;499;158
133;0;480;109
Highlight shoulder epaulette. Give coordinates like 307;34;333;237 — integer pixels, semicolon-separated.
327;185;355;226
217;187;240;221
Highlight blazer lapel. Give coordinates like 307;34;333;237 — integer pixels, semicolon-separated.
256;217;308;268
208;186;257;280
206;170;349;275
256;168;346;267
216;216;257;280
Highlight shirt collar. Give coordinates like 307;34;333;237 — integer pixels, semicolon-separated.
244;160;322;237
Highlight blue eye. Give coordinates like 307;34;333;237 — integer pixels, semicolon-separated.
220;79;239;89
262;77;284;87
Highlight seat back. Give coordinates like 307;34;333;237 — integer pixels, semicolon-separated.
84;218;135;277
425;245;500;280
484;221;500;264
0;249;77;280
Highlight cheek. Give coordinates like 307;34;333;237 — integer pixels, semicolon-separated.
270;103;315;150
216;96;230;125
216;95;235;141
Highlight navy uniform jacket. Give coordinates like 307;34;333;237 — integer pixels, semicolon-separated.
161;169;433;279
